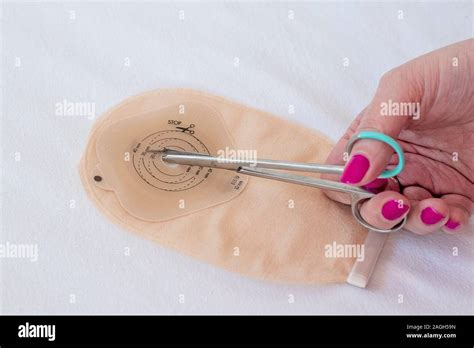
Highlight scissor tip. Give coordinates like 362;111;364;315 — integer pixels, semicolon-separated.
146;147;171;154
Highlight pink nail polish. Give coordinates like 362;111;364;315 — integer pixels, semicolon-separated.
445;219;460;230
340;154;370;184
382;200;409;220
362;178;388;193
420;207;445;225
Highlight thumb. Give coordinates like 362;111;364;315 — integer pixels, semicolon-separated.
341;68;421;186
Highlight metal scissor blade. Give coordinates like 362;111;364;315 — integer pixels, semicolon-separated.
154;149;345;175
238;167;373;199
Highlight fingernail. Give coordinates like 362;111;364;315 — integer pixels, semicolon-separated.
340;154;370;184
382;200;410;220
362;178;388;194
420;207;445;225
445;219;461;230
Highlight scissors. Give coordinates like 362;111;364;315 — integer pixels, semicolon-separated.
151;131;406;233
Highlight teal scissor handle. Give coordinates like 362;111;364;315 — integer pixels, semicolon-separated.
346;131;404;179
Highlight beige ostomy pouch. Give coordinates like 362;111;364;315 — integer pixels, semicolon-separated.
80;89;378;285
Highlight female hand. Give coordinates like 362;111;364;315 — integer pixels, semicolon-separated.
324;39;473;234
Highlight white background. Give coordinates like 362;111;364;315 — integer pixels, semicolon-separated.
1;1;473;314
